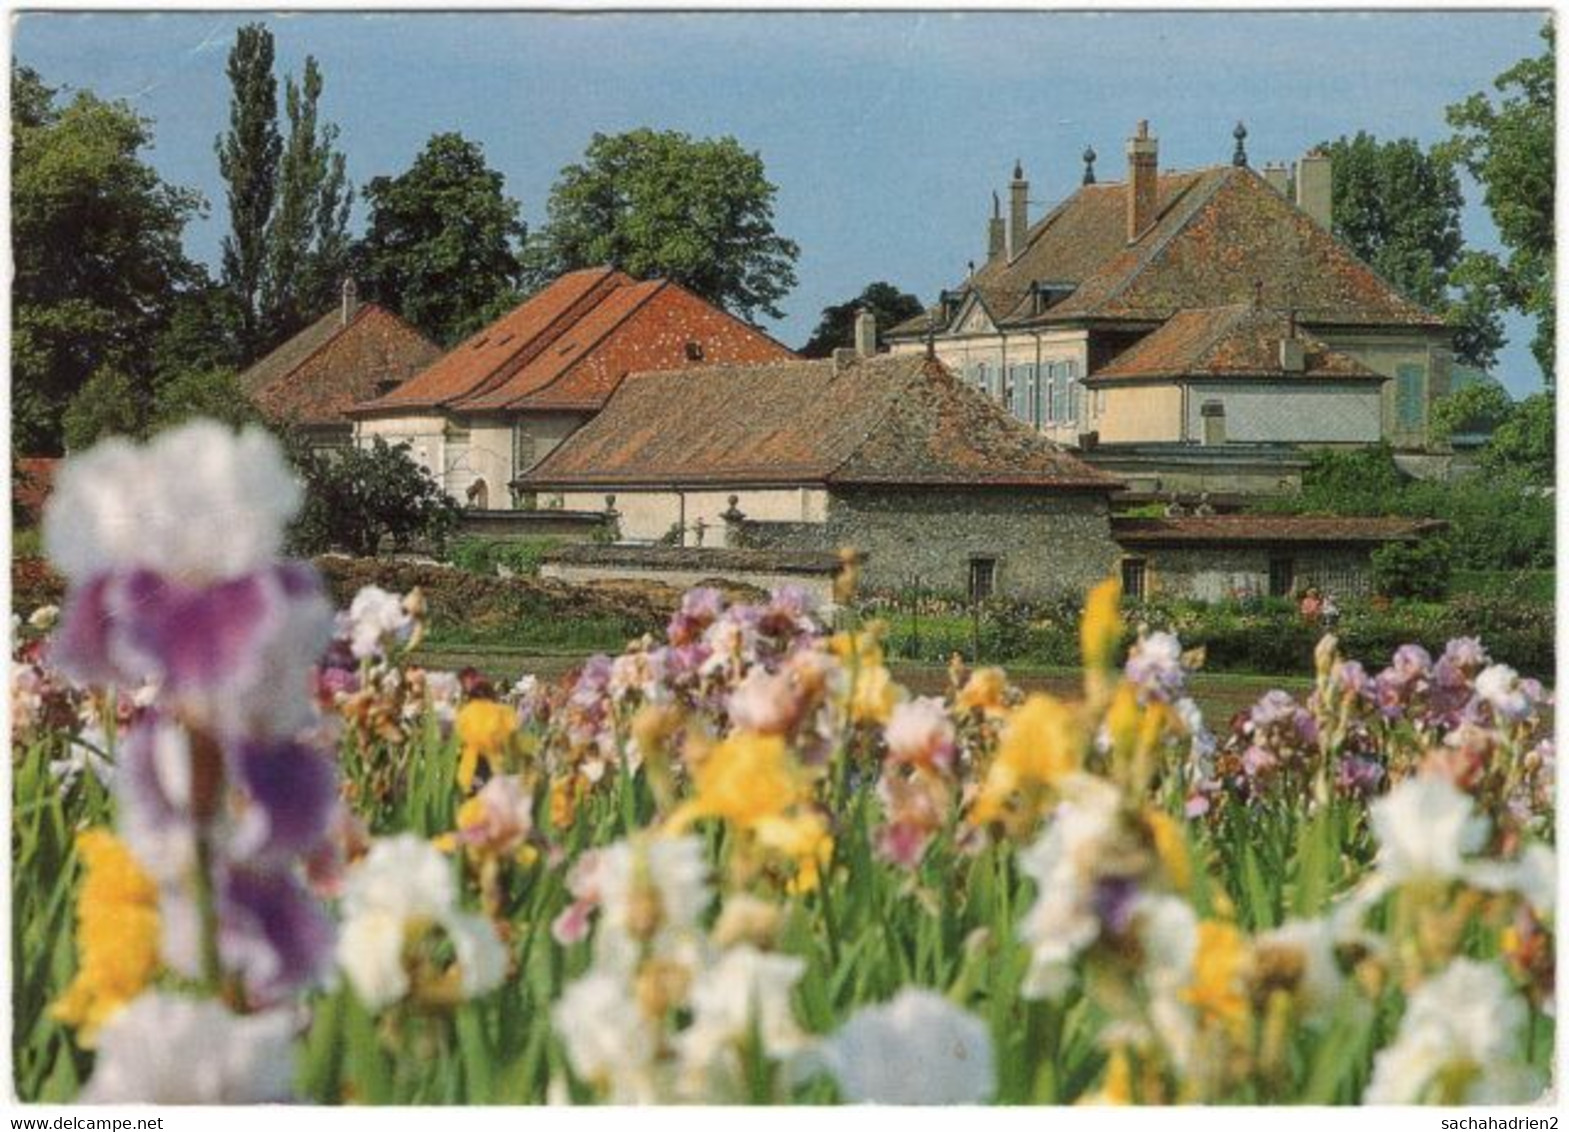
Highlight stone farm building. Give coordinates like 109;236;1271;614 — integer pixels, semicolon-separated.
1110;513;1446;602
521;352;1125;601
885;121;1454;493
348;267;795;509
239;281;442;449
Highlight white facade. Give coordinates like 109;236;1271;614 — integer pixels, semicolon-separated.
354;410;590;510
557;486;830;545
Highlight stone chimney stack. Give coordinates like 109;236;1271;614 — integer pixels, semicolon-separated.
1126;120;1159;243
1008;160;1029;260
987;191;1006;262
1295;149;1333;230
854;308;877;358
1262;162;1291;197
341;277;360;326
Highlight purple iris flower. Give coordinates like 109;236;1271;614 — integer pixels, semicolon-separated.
220;867;336;1004
229;740;338;865
1091;876;1141;936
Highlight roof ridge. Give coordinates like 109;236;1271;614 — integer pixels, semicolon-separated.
486;279;667;410
443;268;623;406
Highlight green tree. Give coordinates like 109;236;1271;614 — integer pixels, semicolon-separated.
12;65;202;453
261;55;353;344
1322;131;1503;368
150;368;262;434
150;276;246;377
1482;392;1554;484
532;128;799;321
800;282;924;358
216;23;282;358
1430;379;1513;444
61;366;148;451
1446;24;1555;382
286;436;461;558
356;133;527;345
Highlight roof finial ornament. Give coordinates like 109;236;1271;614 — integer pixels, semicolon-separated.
992;190;1000;218
1233;120;1249;167
967;259;976;281
1013;158;1024;181
1082;145;1097;185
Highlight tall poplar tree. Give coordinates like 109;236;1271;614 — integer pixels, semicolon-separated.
216;23;281;360
262;55;353;343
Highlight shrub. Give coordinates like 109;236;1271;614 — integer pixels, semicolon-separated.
1371;537;1453;600
445;536;563;578
286;436;461;558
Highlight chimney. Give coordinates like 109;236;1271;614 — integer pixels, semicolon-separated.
1008;160;1029;259
1262;161;1290;197
1278;308;1306;372
854;308;877;358
987;191;1005;261
341;277;359;326
1295;149;1333;230
1126;120;1159;243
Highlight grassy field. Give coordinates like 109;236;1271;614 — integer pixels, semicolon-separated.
411;643;1309;724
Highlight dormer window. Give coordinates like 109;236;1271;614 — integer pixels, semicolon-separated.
685;340;705;361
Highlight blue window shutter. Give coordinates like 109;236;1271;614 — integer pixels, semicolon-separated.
1396;364;1424;429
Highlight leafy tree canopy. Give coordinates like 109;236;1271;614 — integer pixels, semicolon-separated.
1430;379;1513;443
150;368;263;435
1445;23;1555;381
61;366;148;453
799;282;924;358
532;128;799;322
1482;391;1554;484
356;132;527;345
1321;131;1503;369
12;64;203;453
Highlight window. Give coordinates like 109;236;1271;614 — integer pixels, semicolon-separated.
974;361;990;395
1050;362;1068;422
1030;367;1044;427
1065;361;1081;428
1396;364;1424;431
513;424;539;474
1009;365;1034;421
1121;557;1148;601
1201;400;1227;446
1269;557;1296;598
684;340;705;361
968;557;997;602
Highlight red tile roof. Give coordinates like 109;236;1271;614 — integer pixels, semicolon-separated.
1089;305;1385;383
889;165;1442;337
1112;514;1445;545
523;354;1121;490
241;303;442;427
354;267;793;415
13;457;58;523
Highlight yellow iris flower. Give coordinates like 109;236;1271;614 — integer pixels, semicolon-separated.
972;694;1082;824
455;700;518;790
50;830;161;1047
1183;920;1251;1032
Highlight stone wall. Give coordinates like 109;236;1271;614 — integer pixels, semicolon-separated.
1123;543;1380;601
822;487;1119;600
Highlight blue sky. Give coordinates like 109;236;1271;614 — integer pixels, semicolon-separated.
14;9;1550;393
